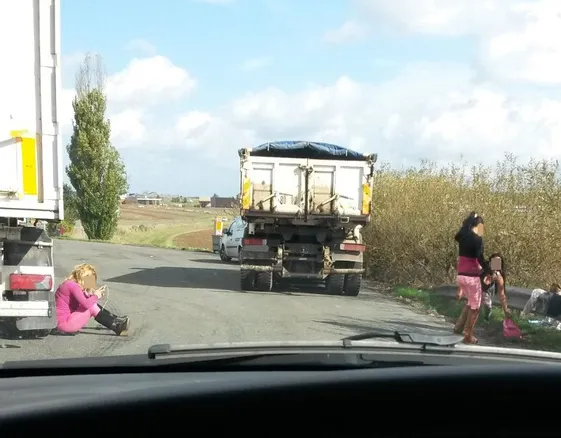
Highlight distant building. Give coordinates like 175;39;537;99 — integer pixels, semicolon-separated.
199;196;211;208
211;195;236;208
137;195;162;205
124;192;163;205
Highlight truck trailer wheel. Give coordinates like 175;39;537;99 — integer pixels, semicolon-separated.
344;274;362;297
326;274;345;295
255;271;273;292
240;270;256;291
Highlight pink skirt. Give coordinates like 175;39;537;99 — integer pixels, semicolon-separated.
457;275;482;310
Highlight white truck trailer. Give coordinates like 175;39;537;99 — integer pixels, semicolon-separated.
0;0;64;337
238;141;376;296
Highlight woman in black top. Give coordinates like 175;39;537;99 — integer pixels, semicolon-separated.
453;211;491;343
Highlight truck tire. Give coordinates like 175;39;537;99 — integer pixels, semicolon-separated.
344;274;362;297
255;271;273;292
326;274;345;295
220;245;232;262
240;270;256;291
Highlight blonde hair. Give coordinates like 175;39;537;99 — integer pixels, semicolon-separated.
65;263;97;288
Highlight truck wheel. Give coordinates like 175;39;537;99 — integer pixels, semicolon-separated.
255;271;273;292
344;274;362;297
220;245;232;262
273;272;282;288
326;274;345;295
240;270;256;291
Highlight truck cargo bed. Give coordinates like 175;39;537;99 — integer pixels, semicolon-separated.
0;0;64;220
239;142;375;223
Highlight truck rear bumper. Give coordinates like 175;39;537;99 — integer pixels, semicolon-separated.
242;211;371;225
240;264;365;277
0;300;50;317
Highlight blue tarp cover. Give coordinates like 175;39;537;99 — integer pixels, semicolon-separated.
245;141;366;161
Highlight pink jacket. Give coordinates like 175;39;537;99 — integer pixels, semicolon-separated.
55;280;98;323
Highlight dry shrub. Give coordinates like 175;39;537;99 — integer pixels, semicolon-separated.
363;154;561;288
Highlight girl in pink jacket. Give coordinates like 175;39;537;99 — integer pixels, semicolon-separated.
55;263;130;336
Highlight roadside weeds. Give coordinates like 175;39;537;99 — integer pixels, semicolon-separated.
53;235;213;254
391;286;561;352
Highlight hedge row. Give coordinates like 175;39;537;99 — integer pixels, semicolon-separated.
363;154;561;288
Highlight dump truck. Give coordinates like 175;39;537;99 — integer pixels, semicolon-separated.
0;0;64;337
238;141;377;296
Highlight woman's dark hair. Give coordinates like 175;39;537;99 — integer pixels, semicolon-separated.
489;252;505;282
455;211;484;241
463;211;484;228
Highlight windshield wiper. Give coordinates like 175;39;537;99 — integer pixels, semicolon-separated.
147;331;463;362
147;344;284;362
146;343;429;369
341;330;464;348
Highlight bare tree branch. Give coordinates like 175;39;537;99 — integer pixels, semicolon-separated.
75;52;106;96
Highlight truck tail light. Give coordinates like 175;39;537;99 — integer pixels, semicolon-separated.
340;243;366;252
9;274;53;291
243;237;266;246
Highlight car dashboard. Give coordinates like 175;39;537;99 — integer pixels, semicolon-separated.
0;355;558;437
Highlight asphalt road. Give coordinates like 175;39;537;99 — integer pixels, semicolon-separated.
0;239;452;362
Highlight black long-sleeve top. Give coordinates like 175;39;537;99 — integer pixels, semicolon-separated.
454;228;490;277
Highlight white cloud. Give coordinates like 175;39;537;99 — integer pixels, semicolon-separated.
479;0;561;85
159;62;561;167
123;38;157;55
61;55;196;149
109;109;147;147
60;0;561;193
324;20;369;44
337;0;561;86
240;57;273;71
63;56;561;169
354;0;505;36
105;56;196;105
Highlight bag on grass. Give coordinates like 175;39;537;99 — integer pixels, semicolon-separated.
503;318;523;340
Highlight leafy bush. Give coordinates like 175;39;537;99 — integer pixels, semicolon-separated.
363;154;561;288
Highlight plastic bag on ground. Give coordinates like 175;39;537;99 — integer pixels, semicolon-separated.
503;318;523;340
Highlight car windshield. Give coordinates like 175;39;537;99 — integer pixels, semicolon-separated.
1;0;561;365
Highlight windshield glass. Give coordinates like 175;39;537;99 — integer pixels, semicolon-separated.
1;0;561;364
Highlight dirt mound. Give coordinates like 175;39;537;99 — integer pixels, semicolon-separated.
173;229;213;251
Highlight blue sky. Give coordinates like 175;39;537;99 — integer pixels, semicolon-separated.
59;0;561;196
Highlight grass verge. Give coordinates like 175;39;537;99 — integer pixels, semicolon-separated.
392;286;561;352
54;235;213;253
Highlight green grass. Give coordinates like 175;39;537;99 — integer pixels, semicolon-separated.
61;221;214;250
392;286;561;352
54;235;213;254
